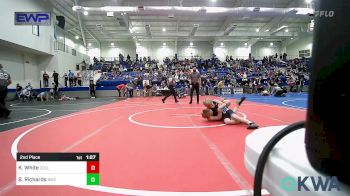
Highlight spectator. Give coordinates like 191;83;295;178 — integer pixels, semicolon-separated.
217;80;224;95
52;70;59;86
51;82;59;99
43;71;49;87
89;80;96;98
68;70;74;87
63;73;68;87
16;83;22;100
119;53;124;62
127;81;134;97
116;83;127;97
93;56;98;64
77;72;82;86
143;80;152;96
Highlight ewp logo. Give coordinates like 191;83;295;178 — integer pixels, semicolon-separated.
281;176;341;192
15;12;51;26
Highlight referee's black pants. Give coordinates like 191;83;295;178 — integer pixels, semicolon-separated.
190;82;200;104
162;85;178;102
0;86;10;116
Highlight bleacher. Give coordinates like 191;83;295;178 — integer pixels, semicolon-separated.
94;57;311;90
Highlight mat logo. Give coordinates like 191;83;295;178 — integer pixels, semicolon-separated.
281;176;340;192
15;12;51;26
314;10;335;18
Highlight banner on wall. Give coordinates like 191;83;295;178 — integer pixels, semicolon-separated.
221;88;232;95
15;12;51;26
233;87;243;94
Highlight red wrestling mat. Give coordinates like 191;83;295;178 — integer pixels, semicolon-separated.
0;96;305;195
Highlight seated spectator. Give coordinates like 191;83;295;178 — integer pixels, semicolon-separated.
20;87;32;102
16;83;22;100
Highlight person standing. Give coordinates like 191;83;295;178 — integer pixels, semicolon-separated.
68;70;74;87
89;80;96;98
43;71;49;87
162;73;178;103
0;64;12;118
63;73;68;87
76;72;82;86
52;70;59;86
127;81;134;98
189;67;201;104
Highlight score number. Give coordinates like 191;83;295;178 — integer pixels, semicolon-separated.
86;155;96;160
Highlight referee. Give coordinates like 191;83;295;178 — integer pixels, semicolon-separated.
189;67;201;104
0;64;12;118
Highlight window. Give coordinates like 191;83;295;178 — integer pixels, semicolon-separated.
32;25;39;36
299;49;311;58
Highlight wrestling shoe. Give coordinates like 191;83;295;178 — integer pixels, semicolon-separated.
237;97;246;106
162;99;165;103
247;122;259;129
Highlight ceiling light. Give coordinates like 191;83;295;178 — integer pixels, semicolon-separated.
265;29;269;32
224;23;237;36
270;42;274;46
88;43;92;46
83;11;88;15
244;43;248;46
107;12;114;17
58;36;63;39
163;43;166;46
220;42;224;46
190;42;193;46
111;43;114;46
253;7;260;12
305;0;312;3
285;29;289;32
271;25;288;35
211;0;217;2
162;28;166;32
75;35;79;39
72;6;82;11
189;24;199;37
145;24;152;37
256;28;260;32
291;37;294;40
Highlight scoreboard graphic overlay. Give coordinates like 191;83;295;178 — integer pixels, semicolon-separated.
16;153;99;185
